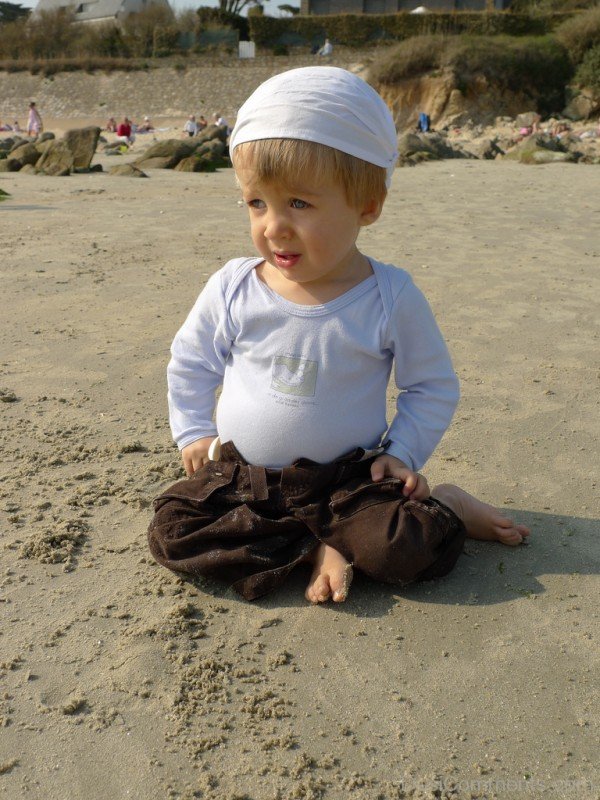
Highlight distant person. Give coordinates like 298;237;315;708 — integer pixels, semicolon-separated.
105;117;117;133
183;115;198;137
13;121;22;132
317;38;333;57
137;116;154;133
116;117;135;145
27;102;43;137
197;115;208;131
417;112;431;133
213;113;231;134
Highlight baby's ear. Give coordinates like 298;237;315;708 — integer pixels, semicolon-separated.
359;197;384;227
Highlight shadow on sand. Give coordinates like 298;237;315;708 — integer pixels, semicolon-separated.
189;509;598;615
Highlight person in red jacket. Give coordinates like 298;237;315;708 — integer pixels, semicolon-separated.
116;117;135;145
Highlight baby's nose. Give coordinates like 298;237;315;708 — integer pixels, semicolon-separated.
264;211;291;239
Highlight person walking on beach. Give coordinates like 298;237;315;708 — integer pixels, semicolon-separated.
148;67;529;604
27;102;42;137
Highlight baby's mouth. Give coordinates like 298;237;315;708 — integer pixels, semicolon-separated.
273;252;301;269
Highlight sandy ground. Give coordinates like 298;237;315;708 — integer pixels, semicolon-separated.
0;147;599;800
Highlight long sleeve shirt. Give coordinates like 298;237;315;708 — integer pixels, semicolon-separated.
167;256;459;470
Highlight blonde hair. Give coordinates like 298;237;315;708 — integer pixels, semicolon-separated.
233;138;387;210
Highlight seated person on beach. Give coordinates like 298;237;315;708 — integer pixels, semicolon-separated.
116;117;135;145
105;117;117;133
148;68;529;605
137;116;154;133
197;115;208;131
317;38;333;56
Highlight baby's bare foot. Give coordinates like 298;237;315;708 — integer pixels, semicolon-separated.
305;543;353;604
432;484;530;547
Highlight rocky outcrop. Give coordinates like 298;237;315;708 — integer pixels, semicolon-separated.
0;127;100;175
132;132;229;173
374;69;541;133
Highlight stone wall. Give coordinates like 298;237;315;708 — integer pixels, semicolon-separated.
0;50;380;123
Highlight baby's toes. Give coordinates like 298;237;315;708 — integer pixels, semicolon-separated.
330;564;353;603
495;526;525;546
306;573;332;604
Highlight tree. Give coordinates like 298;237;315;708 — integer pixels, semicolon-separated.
0;1;30;23
218;0;269;17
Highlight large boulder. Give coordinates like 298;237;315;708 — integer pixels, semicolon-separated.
63;126;101;169
504;134;576;165
398;131;472;164
195;124;228;145
36;140;74;176
8;142;39;167
134;139;195;169
194;139;226;160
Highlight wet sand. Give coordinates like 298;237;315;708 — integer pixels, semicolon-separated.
0;153;598;799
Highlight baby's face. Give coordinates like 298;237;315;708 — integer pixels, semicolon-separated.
235;164;376;292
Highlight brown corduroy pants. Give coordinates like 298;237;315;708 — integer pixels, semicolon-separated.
148;441;467;600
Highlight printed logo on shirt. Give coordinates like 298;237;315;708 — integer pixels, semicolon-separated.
271;356;318;397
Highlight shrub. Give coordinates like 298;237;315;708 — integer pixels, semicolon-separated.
369;34;573;116
574;43;600;90
554;6;600;64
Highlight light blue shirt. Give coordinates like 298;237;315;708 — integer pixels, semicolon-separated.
168;257;459;470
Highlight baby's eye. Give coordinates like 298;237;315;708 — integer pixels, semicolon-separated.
246;198;265;209
290;198;309;209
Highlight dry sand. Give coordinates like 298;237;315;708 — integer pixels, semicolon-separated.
0;147;598;800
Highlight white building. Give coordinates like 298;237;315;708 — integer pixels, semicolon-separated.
33;0;172;25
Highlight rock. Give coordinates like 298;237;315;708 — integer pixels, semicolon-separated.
38;132;55;143
63;126;101;169
562;88;600;121
461;137;504;160
19;163;38;174
174;156;204;172
134;139;194;169
36;140;74;176
8;137;27;153
35;139;55;156
0;158;22;172
8;142;39;167
515;111;541;128
194;139;226;160
195;124;228;145
108;163;148;177
504;135;575;165
134;156;176;170
398;131;471;164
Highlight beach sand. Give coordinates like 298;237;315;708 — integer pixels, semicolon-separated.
0;152;598;800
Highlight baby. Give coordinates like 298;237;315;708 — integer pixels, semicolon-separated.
148;67;528;604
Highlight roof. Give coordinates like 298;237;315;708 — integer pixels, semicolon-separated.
34;0;171;23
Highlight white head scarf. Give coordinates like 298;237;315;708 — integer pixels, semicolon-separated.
229;66;398;188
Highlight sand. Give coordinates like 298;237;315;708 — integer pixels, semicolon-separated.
0;148;598;800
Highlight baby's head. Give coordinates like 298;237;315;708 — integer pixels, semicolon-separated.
229;67;397;212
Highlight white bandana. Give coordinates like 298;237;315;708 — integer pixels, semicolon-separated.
229;66;398;188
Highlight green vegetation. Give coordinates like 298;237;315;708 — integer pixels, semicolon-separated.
575;44;600;89
553;5;600;63
370;33;573;112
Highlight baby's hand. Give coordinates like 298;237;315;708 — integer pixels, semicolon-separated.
370;455;430;500
181;436;217;477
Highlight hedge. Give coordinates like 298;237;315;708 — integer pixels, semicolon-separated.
248;12;576;49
